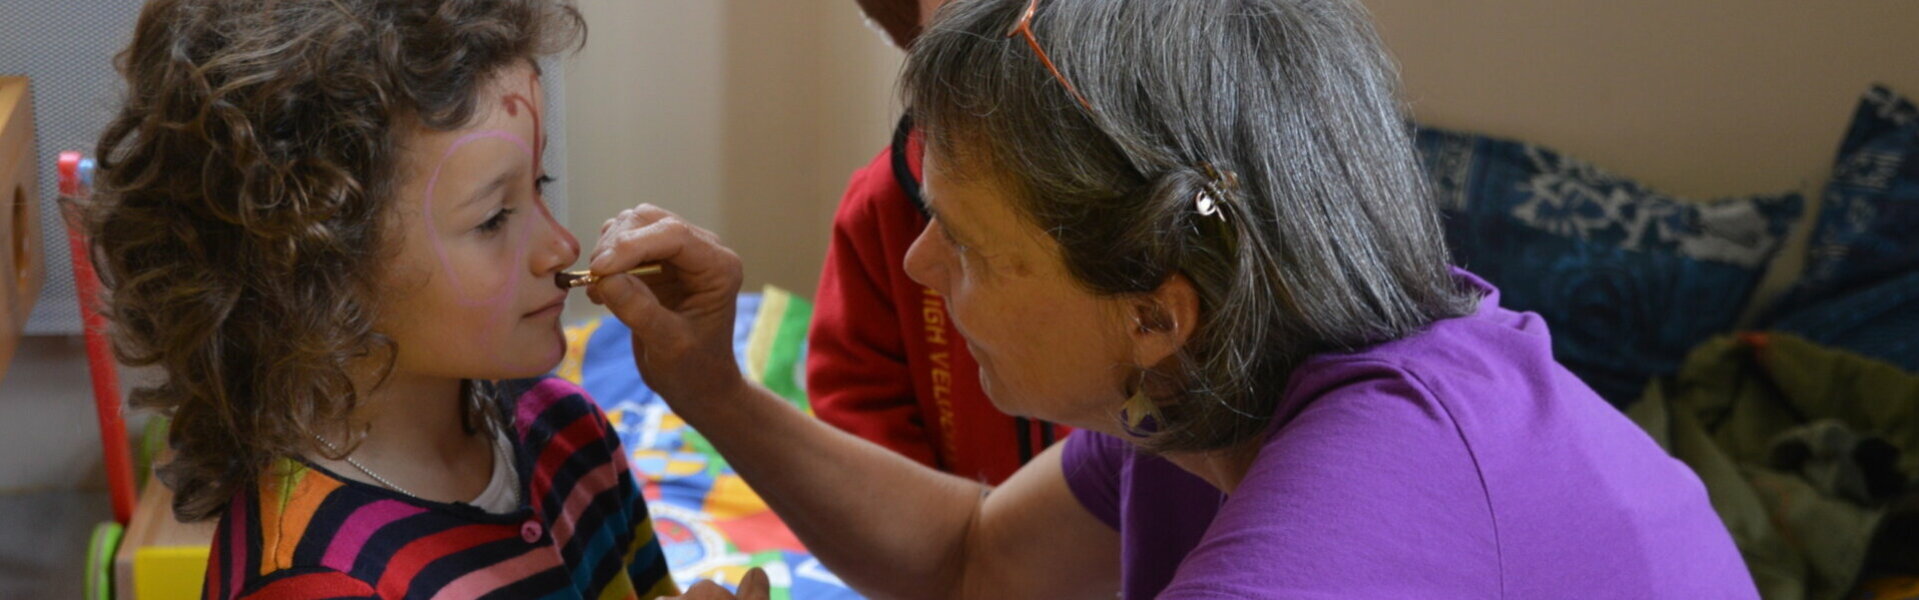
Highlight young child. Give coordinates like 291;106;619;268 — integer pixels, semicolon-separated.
84;1;677;597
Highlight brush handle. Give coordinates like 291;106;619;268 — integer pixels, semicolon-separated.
556;263;664;289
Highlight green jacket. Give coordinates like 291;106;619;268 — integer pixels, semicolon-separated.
1630;333;1919;600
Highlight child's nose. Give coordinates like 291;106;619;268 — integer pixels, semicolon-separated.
552;220;581;264
532;204;580;272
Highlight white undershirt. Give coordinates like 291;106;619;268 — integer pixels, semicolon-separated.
467;428;521;513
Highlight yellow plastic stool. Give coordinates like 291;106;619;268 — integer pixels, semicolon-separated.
115;472;215;599
133;546;210;599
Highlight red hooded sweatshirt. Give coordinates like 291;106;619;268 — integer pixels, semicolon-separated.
807;118;1069;484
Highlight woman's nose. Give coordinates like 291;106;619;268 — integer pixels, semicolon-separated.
903;226;945;294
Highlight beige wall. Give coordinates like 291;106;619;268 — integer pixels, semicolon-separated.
718;1;905;297
1367;0;1919;199
563;0;900;309
563;0;1919;311
563;0;729;239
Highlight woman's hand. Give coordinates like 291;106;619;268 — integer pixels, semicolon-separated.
586;204;747;409
667;568;771;600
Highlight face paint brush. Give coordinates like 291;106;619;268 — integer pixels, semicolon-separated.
555;263;664;290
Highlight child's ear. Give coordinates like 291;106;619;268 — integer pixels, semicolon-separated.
1125;273;1200;368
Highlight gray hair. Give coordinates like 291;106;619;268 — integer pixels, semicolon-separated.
902;0;1477;453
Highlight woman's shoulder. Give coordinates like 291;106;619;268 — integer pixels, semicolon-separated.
1235;302;1747;598
1277;301;1617;470
1286;281;1581;421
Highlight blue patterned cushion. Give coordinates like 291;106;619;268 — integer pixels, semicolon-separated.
1763;86;1919;371
1416;128;1804;406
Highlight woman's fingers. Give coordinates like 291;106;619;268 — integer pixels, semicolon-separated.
667;580;737;599
589;203;747;406
591;205;706;272
657;568;768;599
736;568;771;600
594;273;670;341
591;217;730;280
600;203;674;237
591;217;741;317
591;218;684;275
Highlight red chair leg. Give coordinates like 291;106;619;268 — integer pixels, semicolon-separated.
61;151;135;526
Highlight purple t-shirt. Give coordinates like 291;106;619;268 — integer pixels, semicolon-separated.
1063;271;1756;599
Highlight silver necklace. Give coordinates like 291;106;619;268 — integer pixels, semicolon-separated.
312;434;415;497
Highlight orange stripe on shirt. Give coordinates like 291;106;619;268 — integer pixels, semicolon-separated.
254;464;297;576
266;464;344;572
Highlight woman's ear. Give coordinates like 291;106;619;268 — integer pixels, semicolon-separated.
1126;273;1201;368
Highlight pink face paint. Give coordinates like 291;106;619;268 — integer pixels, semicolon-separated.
413;71;571;374
419;129;534;308
503;74;570;251
503;70;544;161
417;127;547;374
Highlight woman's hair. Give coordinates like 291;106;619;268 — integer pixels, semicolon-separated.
902;0;1477;454
85;0;583;521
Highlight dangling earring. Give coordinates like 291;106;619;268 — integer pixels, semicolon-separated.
1118;370;1163;437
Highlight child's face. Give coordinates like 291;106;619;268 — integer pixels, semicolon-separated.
378;62;580;381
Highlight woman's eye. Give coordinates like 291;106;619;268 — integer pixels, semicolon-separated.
940;229;979;271
936;223;966;254
477;208;516;234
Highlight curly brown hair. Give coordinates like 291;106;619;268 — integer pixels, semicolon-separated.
83;0;584;521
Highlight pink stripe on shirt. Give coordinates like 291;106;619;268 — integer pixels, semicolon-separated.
320;499;431;572
428;547;565;600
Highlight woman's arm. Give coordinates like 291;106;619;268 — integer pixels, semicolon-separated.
587;205;1117;599
690;378;1117;599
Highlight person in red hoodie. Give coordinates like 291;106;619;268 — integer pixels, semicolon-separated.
808;0;1068;484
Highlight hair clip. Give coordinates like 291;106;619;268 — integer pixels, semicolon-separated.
1195;163;1237;223
1195;189;1224;220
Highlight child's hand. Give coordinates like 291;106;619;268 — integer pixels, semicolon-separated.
668;568;771;600
588;204;748;411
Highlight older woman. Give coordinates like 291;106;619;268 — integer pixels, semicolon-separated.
592;0;1757;597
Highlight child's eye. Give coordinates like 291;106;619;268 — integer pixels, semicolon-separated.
477;208;516;234
535;174;556;193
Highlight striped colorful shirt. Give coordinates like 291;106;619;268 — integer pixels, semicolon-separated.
201;377;679;599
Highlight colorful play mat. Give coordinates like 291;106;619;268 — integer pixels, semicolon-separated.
555;287;861;600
